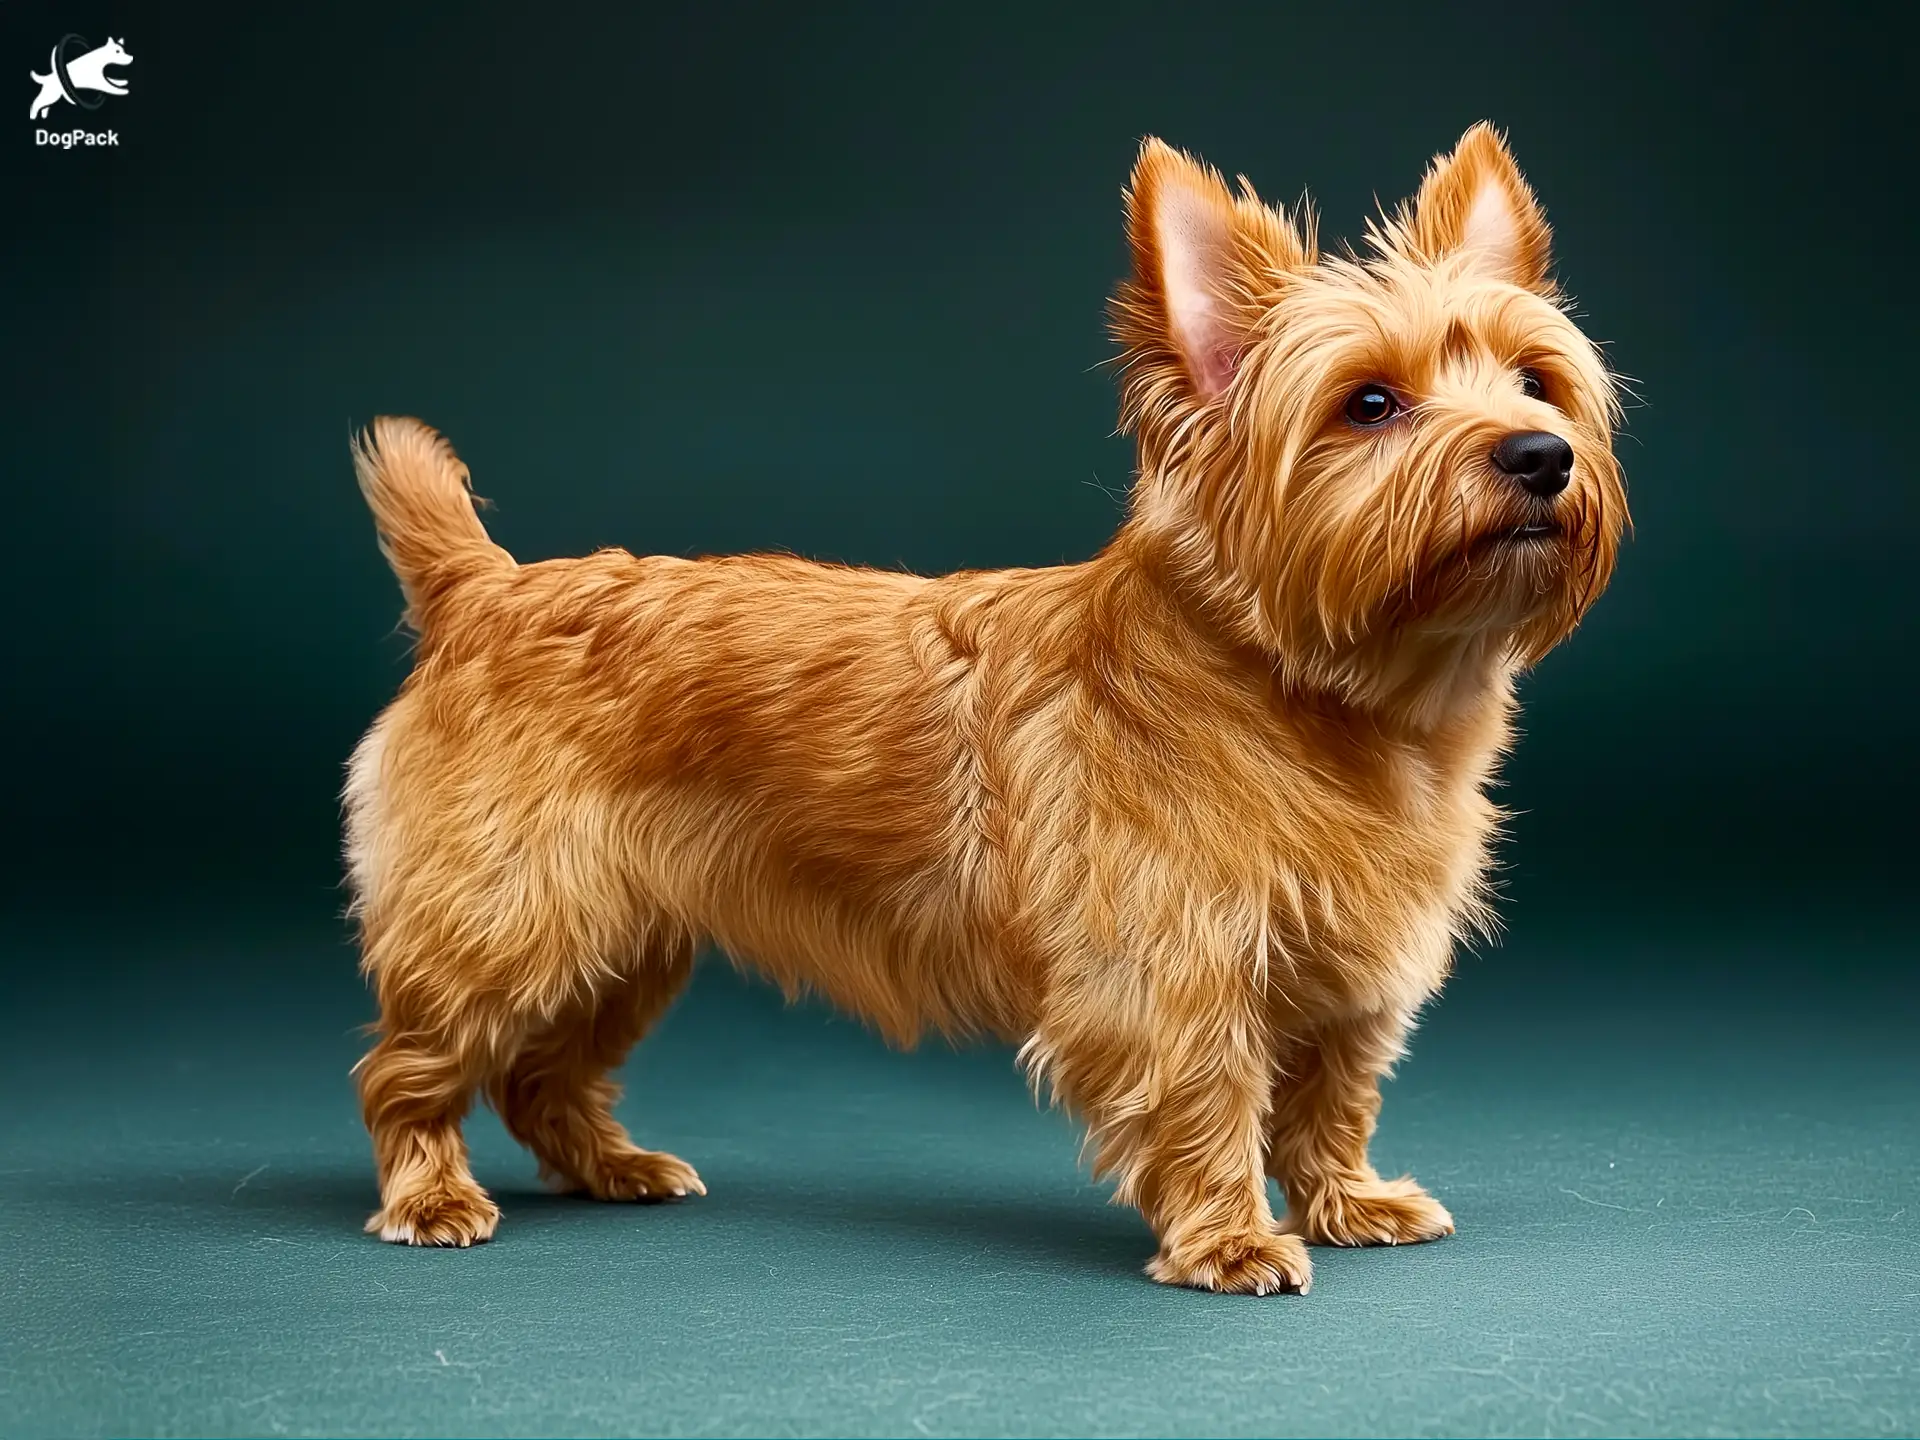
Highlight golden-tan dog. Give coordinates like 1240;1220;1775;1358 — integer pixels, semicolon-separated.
346;123;1625;1294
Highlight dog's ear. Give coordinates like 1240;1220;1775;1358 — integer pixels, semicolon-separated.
1113;138;1308;405
1405;123;1552;292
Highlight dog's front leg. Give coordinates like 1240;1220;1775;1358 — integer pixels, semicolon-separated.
1036;949;1311;1295
1265;1009;1455;1247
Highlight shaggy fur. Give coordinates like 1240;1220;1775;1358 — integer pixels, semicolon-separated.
345;123;1625;1294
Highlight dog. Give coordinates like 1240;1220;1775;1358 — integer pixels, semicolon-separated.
345;123;1625;1294
28;36;131;120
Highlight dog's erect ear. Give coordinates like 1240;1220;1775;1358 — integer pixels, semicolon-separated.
1405;123;1552;292
1114;138;1307;403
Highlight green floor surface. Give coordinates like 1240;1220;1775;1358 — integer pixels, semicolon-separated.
2;921;1914;1438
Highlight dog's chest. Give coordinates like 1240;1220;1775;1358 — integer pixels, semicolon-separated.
1245;740;1500;1021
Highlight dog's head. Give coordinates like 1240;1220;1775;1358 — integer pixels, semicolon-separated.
1113;124;1626;724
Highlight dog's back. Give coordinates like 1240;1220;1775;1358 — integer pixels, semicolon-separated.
347;418;1062;1056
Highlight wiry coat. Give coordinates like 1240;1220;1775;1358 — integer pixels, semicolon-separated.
347;122;1624;1294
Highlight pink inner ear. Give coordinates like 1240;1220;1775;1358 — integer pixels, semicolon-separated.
1191;338;1239;398
1156;182;1241;400
1461;178;1522;280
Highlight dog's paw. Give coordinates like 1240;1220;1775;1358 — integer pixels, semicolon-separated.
366;1183;501;1247
1284;1176;1454;1248
1147;1229;1312;1295
579;1148;706;1203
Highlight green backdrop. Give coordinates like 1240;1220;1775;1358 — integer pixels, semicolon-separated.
2;3;1913;1436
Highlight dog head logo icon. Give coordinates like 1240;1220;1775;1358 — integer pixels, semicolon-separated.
29;35;132;121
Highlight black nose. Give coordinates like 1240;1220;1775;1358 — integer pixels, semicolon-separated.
1491;430;1573;498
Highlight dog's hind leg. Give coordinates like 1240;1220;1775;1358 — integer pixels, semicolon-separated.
356;995;508;1247
487;932;704;1202
353;902;592;1246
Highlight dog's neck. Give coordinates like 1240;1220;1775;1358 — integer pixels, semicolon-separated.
1097;512;1522;746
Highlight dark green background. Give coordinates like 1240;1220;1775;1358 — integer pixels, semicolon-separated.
3;4;1913;1437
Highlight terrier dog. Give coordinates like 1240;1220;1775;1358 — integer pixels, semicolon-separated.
346;123;1624;1294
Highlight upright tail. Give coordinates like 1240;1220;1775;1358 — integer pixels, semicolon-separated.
351;416;512;631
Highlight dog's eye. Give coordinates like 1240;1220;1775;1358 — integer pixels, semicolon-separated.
1519;368;1548;401
1344;385;1400;427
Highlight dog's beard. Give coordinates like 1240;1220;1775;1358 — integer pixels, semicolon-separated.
1203;446;1617;723
1322;418;1616;638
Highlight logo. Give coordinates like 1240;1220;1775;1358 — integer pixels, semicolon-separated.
29;33;130;146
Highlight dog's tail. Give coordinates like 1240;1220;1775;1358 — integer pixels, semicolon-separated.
351;416;512;632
